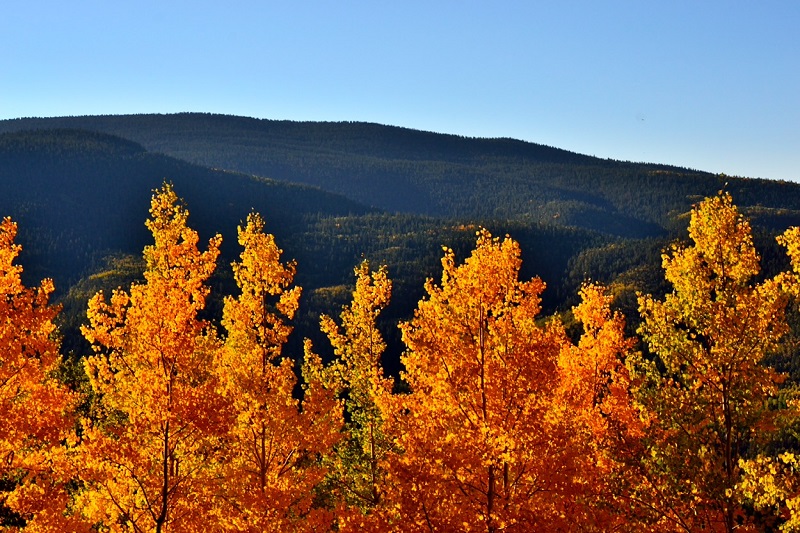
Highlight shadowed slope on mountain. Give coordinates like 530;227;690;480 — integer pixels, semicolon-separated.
7;114;800;240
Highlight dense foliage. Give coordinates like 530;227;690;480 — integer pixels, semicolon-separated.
3;187;800;531
3;120;800;530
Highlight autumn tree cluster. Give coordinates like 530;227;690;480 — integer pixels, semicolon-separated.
4;186;800;532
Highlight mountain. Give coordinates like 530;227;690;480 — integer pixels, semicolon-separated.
5;113;800;241
0;128;373;285
0;128;605;366
2;116;800;366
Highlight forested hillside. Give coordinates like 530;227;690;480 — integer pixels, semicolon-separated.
5;113;800;239
2;121;800;358
0;127;381;276
0;128;605;363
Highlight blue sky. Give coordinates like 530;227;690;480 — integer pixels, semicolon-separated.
2;1;798;181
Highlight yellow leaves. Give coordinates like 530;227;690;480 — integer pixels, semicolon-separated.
738;451;800;531
220;213;302;402
431;229;536;322
779;227;800;275
684;191;759;284
639;195;788;384
233;212;299;304
630;191;797;530
320;260;392;395
142;184;221;317
309;261;393;517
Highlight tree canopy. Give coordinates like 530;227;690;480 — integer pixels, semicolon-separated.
2;188;800;532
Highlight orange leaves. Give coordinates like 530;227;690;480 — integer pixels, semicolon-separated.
73;187;342;532
376;229;578;531
216;211;341;532
77;184;226;532
219;212;301;387
0;217;23;294
555;284;642;529
559;283;637;439
7;186;800;532
0;217;79;532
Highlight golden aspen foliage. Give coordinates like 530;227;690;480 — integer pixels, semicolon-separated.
734;225;800;531
779;226;800;276
215;213;341;532
561;283;639;443
633;192;789;532
374;229;578;532
310;261;395;519
555;283;642;529
76;184;227;532
739;452;800;532
0;217;84;533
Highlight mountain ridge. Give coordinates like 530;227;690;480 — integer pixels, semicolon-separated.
2;112;768;237
2;119;800;367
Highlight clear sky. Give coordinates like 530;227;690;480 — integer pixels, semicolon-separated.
1;1;798;181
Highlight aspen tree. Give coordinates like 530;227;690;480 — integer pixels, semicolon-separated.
736;225;800;531
216;213;341;532
309;261;394;522
77;185;226;532
376;230;576;532
0;217;83;532
556;283;641;530
633;193;788;531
